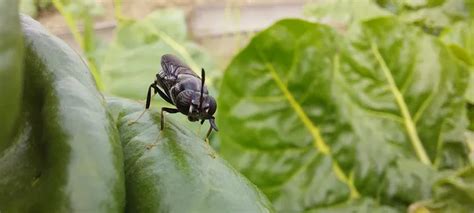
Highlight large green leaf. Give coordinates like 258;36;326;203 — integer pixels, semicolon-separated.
218;18;471;212
106;97;273;212
0;0;23;151
0;15;125;211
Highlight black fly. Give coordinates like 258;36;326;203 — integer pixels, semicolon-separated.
135;54;218;138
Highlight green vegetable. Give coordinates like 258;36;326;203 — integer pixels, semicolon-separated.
218;17;471;212
0;15;125;212
0;0;23;151
107;97;274;212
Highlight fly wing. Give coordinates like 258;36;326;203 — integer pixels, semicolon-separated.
156;54;200;100
161;54;199;77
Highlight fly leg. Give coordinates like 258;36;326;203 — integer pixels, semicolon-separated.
130;81;173;125
160;107;179;130
129;83;157;125
202;117;219;159
206;117;219;139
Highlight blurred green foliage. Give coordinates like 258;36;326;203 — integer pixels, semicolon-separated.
0;0;23;151
52;0;104;90
374;0;474;34
101;9;218;100
304;0;392;31
51;0;219;94
305;0;473;35
440;20;474;103
20;0;51;17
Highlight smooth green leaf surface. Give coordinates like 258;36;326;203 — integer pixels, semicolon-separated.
218;18;471;212
0;15;124;212
0;0;23;151
107;97;273;213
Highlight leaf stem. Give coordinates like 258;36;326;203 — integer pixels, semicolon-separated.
370;42;432;166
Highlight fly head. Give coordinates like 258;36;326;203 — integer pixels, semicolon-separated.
187;94;216;122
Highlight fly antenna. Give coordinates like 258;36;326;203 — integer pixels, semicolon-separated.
199;68;205;110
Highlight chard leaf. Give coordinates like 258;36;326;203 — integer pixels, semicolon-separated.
218;17;471;212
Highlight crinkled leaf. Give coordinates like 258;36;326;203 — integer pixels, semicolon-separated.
0;0;23;151
106;97;273;213
0;15;125;212
440;20;474;103
423;166;474;212
218;18;470;212
375;0;474;34
441;19;474;57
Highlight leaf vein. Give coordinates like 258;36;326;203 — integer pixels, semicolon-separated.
259;52;360;199
370;42;432;166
